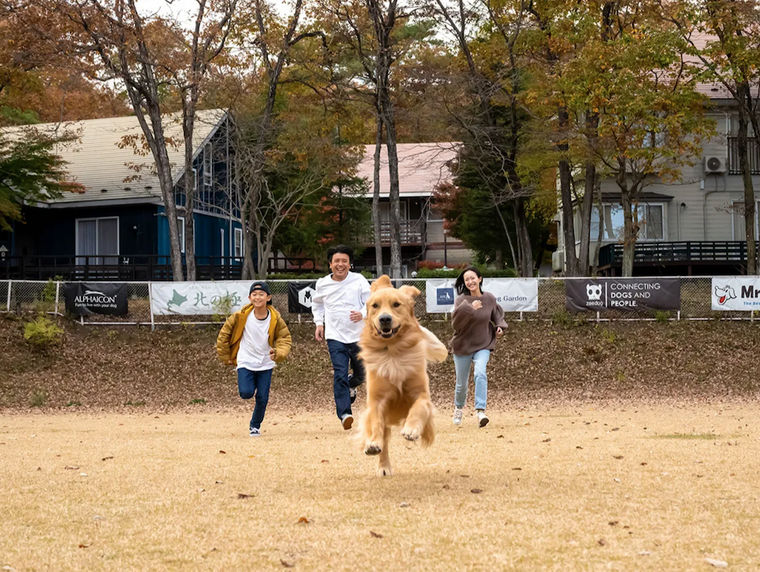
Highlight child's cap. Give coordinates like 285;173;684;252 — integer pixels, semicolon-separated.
249;281;271;295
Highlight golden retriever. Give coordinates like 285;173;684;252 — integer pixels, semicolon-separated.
358;275;449;476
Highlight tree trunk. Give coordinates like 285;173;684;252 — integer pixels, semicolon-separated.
383;118;403;278
513;198;533;276
372;116;384;276
578;110;599;276
618;170;639;278
738;83;758;274
182;107;197;281
558;107;578;276
139;107;185;281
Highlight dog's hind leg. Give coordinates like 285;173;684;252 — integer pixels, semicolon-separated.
401;397;434;443
376;430;392;477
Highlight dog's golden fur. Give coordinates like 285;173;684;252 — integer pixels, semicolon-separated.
358;275;449;476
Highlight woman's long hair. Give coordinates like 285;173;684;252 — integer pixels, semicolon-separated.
454;266;483;296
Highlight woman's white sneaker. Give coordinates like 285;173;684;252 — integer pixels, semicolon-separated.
477;410;489;427
452;408;463;425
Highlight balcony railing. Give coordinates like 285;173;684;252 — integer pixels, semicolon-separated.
360;220;424;245
599;241;747;267
727;137;760;175
0;254;315;281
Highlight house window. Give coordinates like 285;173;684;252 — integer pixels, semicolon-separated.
76;217;119;264
177;216;186;254
203;143;212;188
590;203;664;242
234;227;244;259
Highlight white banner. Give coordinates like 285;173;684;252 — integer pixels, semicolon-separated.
425;278;538;313
711;277;760;311
150;281;250;315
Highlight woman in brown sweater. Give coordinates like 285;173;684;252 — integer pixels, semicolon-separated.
450;267;507;427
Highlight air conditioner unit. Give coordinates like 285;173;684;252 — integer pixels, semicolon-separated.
704;156;726;174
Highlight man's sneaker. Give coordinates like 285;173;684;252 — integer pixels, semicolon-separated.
341;414;354;430
249;427;261;437
452;408;463;426
349;387;357;404
477;410;489;428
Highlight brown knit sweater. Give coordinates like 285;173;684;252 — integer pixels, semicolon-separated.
450;292;508;355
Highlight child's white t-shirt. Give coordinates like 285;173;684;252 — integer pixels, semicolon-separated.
236;310;275;371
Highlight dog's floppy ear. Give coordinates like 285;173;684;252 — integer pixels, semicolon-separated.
399;285;421;299
371;274;393;292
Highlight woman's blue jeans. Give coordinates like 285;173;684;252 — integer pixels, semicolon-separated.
453;349;491;411
237;367;273;430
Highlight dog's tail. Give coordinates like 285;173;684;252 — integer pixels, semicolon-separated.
421;326;449;363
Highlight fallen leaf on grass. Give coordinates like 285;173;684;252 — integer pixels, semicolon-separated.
237;493;253;499
280;559;295;568
471;488;483;494
399;502;410;508
608;521;619;526
101;456;114;461
64;465;80;470
705;557;728;568
512;467;522;471
219;450;226;454
370;531;383;538
297;517;309;524
613;455;624;460
542;438;551;443
78;544;89;549
597;538;606;546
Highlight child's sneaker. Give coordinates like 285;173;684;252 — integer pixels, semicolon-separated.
341;414;353;430
452;408;463;425
249;427;261;437
477;410;489;428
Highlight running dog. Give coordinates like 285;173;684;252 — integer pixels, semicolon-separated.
358;275;449;476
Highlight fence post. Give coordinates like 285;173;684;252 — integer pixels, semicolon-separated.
54;280;61;316
149;282;156;331
5;279;10;311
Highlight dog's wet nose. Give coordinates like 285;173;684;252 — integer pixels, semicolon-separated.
378;314;392;330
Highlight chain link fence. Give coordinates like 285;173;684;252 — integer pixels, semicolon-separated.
2;277;757;326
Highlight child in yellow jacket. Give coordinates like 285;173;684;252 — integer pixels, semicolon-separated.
216;281;291;436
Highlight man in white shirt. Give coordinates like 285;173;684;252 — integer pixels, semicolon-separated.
312;245;371;430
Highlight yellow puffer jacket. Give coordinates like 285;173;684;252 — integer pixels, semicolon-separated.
216;304;292;366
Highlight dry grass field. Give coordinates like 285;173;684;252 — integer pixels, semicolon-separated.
2;404;759;570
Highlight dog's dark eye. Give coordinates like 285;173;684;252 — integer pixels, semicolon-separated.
372;302;379;308
393;302;401;308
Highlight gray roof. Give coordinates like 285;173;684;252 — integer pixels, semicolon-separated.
2;109;226;207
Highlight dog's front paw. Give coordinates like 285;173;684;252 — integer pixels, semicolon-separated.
401;425;421;441
364;442;382;455
376;464;392;477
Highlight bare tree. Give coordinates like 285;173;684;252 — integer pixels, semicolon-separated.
25;0;236;280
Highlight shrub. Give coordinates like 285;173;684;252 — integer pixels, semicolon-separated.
23;315;64;349
654;310;672;323
30;390;48;407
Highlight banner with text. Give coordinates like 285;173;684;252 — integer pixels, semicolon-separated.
425;278;539;313
63;282;128;316
150;281;250;315
566;278;681;312
711;277;760;311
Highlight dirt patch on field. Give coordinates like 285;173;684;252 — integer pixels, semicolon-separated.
2;313;760;412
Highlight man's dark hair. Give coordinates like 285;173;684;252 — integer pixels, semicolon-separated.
327;245;353;264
